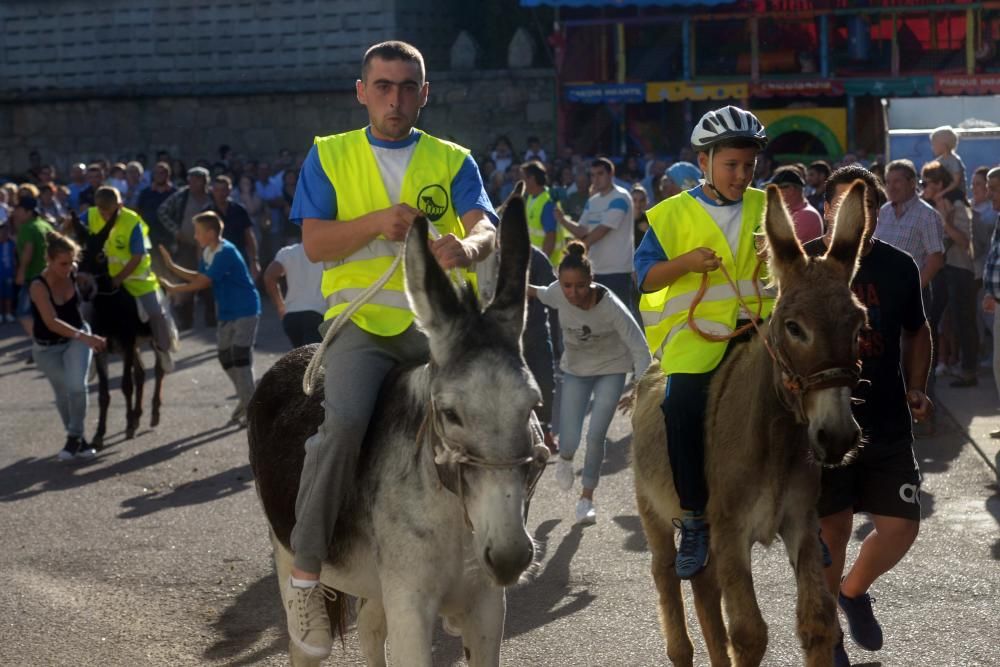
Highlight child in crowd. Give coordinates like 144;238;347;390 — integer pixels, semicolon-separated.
157;211;261;426
0;220;16;322
930;126;967;197
529;241;651;525
635;105;774;578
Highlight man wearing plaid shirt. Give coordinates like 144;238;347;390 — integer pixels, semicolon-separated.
979;167;1000;438
875;159;945;289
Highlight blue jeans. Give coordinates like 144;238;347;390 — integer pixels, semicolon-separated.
32;329;93;438
558;371;626;490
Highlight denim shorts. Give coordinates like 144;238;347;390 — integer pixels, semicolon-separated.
0;277;13;302
15;285;32;317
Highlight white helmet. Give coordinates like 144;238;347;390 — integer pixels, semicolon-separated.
690;106;767;151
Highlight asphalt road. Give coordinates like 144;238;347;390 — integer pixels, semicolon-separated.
1;306;998;666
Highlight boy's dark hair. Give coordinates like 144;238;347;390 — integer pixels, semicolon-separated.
886;159;917;181
824;165;887;208
193;211;224;236
591;157;615;174
808;160;832;179
559;240;592;277
920;160;953;188
522;160;547;186
361;41;425;83
212;174;233;188
973;165;990;181
94;185;121;208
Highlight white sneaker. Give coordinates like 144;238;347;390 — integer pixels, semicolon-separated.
4;313;14;323
575;498;597;525
285;579;334;659
555;457;574;491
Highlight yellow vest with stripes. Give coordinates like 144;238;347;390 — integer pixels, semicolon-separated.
87;207;158;297
314;128;472;336
526;188;564;265
638;188;774;375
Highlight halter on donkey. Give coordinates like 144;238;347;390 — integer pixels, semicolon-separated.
630;182;870;667
248;194;548;667
78;216;168;448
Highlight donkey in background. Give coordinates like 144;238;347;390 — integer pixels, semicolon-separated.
630;182;870;666
248;196;547;666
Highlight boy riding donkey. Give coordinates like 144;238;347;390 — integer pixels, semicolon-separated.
279;41;499;659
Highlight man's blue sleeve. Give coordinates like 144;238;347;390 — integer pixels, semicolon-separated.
290;145;337;225
541;201;557;233
451;155;498;224
129;225;146;255
634;228;669;293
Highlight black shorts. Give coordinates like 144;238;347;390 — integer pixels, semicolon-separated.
817;442;922;521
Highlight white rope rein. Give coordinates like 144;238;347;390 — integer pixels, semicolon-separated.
302;226;465;396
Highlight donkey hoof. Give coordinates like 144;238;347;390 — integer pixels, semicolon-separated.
91;435;104;451
125;427;136;440
151;413;160;428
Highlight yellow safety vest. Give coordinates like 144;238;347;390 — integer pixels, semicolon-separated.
87;207;159;297
638;188;774;375
314;128;473;336
526;188;564;265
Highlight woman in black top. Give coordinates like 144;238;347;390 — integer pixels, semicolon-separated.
29;231;106;461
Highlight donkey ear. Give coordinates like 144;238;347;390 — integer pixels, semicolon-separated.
823;179;867;282
495;180;527;218
485;194;530;345
404;216;464;363
763;184;806;286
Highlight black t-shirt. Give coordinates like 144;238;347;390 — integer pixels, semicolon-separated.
803;238;926;448
137;185;177;245
214;201;254;264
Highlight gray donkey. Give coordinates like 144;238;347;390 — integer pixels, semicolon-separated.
630;182;870;667
247;196;547;666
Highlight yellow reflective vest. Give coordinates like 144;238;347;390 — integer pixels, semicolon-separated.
86;207;159;297
638;188;774;375
526;188;564;265
314;128;473;336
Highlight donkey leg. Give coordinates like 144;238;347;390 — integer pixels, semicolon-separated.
780;513;837;667
93;353;110;450
637;493;694;667
357;597;388;667
690;560;732;667
459;585;505;667
381;588;437;667
713;525;768;667
270;533;324;667
121;348;137;440
131;345;145;429
150;354;164;428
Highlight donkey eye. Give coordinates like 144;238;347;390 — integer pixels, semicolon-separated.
785;320;805;339
441;408;463;427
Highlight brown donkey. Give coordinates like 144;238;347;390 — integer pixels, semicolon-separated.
631;182;870;666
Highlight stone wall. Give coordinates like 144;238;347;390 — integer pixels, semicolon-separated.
0;68;556;176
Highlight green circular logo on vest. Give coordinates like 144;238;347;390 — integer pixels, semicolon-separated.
417;184;449;222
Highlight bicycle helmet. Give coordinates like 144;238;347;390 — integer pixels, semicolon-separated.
690;106;767;151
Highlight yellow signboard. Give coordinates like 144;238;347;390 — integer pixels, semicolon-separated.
646;81;749;103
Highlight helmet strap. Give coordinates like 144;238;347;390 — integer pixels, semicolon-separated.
704;145;742;206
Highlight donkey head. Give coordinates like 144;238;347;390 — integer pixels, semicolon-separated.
764;181;868;466
404;198;539;586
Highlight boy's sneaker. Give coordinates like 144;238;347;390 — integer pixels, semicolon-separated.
57;436;95;462
838;590;883;651
575;498;597;525
673;512;710;579
285;579;334;659
229;404;247;427
75;438;98;460
833;631;851;667
555;457;574;491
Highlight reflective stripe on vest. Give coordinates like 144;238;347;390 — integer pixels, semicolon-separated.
314;128;472;336
526;189;564;265
87;207;159;297
638;188;774;374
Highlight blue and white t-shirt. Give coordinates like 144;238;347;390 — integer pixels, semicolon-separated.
199;239;261;322
578;184;634;274
290;127;496;225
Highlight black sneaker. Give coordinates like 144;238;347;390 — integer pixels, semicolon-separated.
839;590;883;651
57;436;82;462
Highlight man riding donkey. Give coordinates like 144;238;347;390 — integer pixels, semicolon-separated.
85;186;175;372
284;40;498;659
635;106;774;580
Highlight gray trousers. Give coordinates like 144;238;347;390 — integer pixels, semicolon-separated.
218;315;259;411
135;289;172;352
291;321;429;573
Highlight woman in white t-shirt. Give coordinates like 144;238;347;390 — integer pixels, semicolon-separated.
262;243;326;348
528;241;651;524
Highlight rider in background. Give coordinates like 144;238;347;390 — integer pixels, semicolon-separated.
635;106;774;579
804;165;932;667
87;186;174;372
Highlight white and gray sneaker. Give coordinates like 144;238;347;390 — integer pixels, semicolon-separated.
285;579;334;659
555;457;574;491
575;498;597;525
